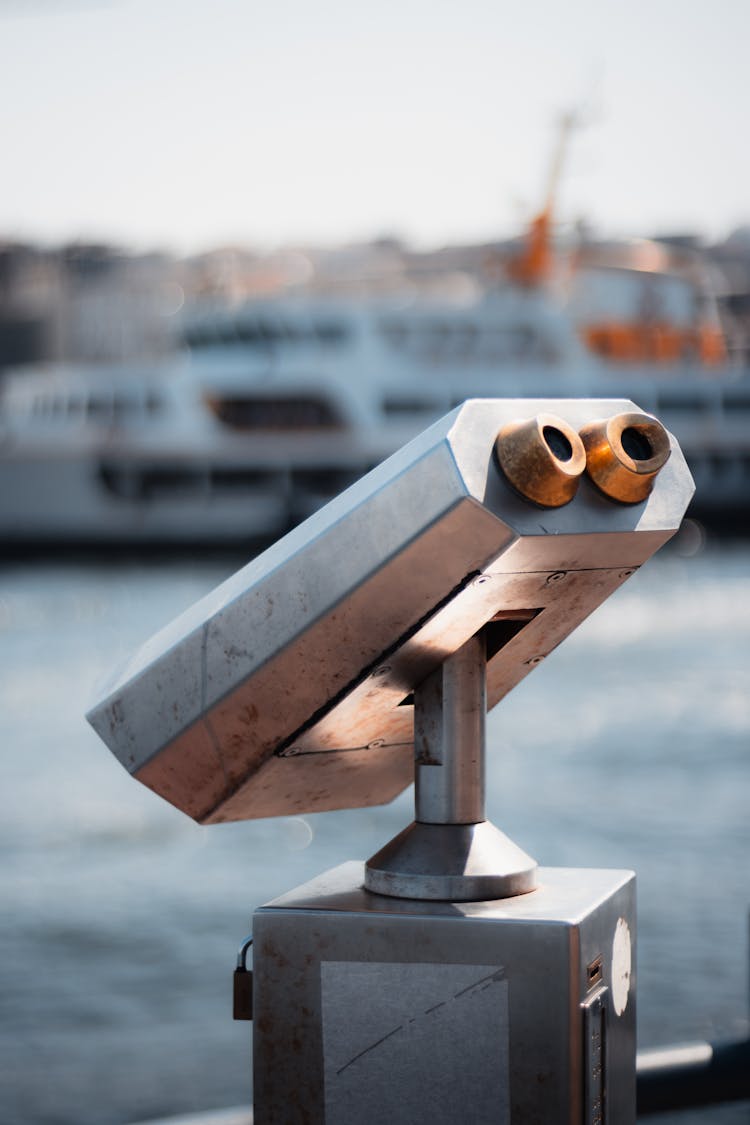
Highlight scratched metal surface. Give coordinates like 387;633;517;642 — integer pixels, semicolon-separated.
0;539;748;1124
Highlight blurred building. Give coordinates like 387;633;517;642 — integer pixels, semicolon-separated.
0;242;180;372
706;227;750;365
2;227;749;374
0;243;56;368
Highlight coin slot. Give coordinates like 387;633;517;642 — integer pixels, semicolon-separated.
587;955;603;990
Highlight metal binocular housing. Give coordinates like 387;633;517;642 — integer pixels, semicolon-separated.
88;397;693;861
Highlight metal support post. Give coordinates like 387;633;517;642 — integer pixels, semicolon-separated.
414;633;486;825
365;632;537;901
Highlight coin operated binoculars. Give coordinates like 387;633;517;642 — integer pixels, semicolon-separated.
88;399;693;1125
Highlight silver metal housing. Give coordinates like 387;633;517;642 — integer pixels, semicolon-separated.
253;862;637;1124
86;398;694;823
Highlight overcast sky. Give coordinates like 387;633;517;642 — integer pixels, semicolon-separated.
1;0;747;252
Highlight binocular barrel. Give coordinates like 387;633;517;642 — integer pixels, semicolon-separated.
86;398;694;825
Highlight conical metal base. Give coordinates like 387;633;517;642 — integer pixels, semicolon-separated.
365;820;538;902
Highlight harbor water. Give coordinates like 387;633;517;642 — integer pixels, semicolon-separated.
1;536;749;1125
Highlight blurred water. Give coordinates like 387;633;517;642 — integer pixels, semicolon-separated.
0;543;748;1125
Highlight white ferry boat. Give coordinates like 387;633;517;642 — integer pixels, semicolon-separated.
1;266;748;547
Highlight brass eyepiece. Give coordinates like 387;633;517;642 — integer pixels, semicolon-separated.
579;412;671;504
494;414;587;508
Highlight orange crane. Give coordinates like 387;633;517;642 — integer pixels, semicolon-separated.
507;111;577;287
508;113;726;364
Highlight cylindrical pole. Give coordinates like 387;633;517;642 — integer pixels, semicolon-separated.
414;632;486;825
365;628;536;900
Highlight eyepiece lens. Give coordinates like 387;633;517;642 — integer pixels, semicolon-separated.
621;427;653;461
543;425;573;462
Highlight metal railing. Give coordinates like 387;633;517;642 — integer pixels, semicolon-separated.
637;1035;750;1115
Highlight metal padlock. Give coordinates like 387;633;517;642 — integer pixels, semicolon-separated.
233;935;253;1021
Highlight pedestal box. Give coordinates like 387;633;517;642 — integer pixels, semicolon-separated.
253;862;636;1125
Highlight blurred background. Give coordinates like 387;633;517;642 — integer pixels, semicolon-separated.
1;1;749;1123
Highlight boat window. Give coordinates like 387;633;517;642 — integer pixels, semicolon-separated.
656;393;710;413
379;319;409;346
291;467;361;494
205;394;344;431
98;464;286;499
379;317;559;364
183;319;350;348
709;454;731;477
183;325;210;347
210;468;279;492
99;466;200;498
98;465;133;499
722;391;750;412
382;396;440;417
111;396;133;421
86;396;112;419
137;468;207;498
314;321;349;344
243;319;264;341
216;322;240;344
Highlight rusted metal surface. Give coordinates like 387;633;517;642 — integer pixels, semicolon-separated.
494;411;586;507
580;411;671;503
